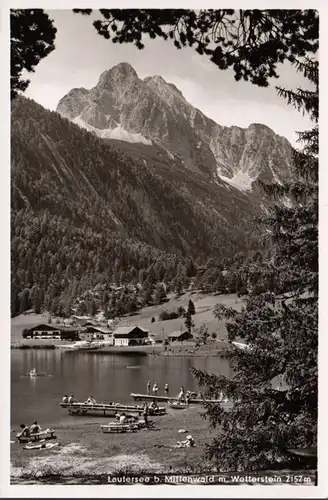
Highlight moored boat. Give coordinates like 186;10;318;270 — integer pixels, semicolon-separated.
100;423;138;433
17;429;56;444
169;401;189;410
55;340;104;351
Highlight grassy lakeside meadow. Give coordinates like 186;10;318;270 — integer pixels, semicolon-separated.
10;405;215;481
11;292;245;353
10;404;316;485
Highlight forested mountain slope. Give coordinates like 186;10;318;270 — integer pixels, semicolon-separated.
11;97;262;315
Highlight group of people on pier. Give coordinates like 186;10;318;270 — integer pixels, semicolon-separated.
62;394;77;404
146;382;198;403
146;381;169;396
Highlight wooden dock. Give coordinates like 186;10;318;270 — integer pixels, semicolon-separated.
130;393;223;404
59;402;166;417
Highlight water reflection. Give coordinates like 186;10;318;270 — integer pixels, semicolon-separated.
11;350;231;427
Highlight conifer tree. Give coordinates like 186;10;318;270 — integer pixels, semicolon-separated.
74;10;318;88
193;57;318;471
185;310;194;336
11;10;57;99
187;299;195;315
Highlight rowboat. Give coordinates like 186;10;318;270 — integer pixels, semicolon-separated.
24;441;59;450
100;423;138;434
169;401;189;410
59;401;166;417
17;429;56;444
55;340;104;351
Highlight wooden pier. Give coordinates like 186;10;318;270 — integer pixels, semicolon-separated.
59;402;166;417
130;393;223;404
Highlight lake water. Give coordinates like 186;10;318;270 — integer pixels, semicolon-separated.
11;349;233;427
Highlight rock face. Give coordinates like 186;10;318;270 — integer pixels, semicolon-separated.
57;62;293;192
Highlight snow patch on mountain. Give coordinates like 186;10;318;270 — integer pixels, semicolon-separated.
218;170;255;192
57;63;293;186
72;116;152;145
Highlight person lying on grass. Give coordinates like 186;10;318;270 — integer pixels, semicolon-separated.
155;434;195;449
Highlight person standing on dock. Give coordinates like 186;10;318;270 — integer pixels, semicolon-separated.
143;405;149;428
164;383;169;396
177;386;185;401
147;381;151;395
152;382;159;396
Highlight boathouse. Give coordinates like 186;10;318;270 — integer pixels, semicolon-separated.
167;330;193;342
113;326;149;346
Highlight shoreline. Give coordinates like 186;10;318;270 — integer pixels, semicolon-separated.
11;341;231;357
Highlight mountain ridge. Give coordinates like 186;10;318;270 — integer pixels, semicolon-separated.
57;61;293;192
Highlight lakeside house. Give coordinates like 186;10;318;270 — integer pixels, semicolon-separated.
22;322;114;343
79;324;113;344
23;323;79;341
71;315;95;325
167;330;193;342
22;322;151;346
113;326;149;346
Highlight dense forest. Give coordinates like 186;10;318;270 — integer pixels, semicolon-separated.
11;97;265;317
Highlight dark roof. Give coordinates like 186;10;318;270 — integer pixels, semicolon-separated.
168;330;189;338
27;323;61;331
81;325;112;334
113;326;148;335
60;327;80;333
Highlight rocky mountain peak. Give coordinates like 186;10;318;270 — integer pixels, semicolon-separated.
56;62;293;191
97;62;139;87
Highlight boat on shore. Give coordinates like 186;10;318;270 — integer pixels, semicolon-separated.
100;423;138;434
169;401;189;410
55;340;104;351
59;401;166;417
16;429;56;444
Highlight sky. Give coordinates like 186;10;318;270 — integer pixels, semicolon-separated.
25;10;314;147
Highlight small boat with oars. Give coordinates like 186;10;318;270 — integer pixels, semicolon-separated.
17;428;56;444
27;368;49;378
100;422;139;434
23;441;60;451
169;400;189;410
